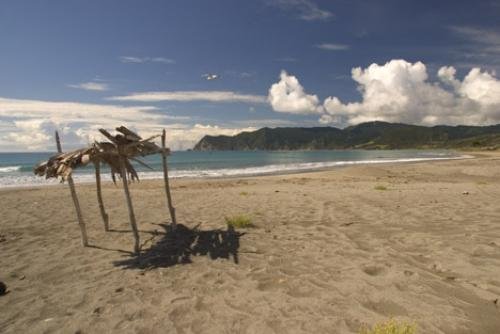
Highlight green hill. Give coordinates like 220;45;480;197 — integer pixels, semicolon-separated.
193;121;500;150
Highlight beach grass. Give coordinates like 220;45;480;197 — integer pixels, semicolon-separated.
359;318;416;334
374;185;388;191
225;214;254;228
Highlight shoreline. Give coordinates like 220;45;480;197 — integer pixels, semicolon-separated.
0;152;477;191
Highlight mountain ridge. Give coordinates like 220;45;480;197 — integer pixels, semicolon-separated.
193;121;500;151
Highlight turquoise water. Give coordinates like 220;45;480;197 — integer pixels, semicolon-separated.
0;150;463;188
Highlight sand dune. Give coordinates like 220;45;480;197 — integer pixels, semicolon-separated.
1;153;500;333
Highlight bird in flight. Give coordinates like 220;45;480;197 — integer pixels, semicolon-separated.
202;73;219;81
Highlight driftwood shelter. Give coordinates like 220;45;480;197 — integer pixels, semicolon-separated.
33;126;177;254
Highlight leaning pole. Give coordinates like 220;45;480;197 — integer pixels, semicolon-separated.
161;129;177;230
55;131;89;247
118;154;140;254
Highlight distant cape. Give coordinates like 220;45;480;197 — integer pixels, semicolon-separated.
193;121;500;151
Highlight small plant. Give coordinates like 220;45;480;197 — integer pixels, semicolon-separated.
374;185;388;191
225;215;254;228
359;318;416;334
239;191;249;196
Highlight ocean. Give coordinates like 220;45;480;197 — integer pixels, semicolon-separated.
0;150;465;188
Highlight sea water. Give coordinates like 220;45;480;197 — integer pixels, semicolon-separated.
0;150;466;188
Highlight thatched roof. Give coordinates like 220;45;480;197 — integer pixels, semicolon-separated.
34;126;169;183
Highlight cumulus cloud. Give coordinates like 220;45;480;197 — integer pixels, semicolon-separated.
67;82;109;91
437;66;460;88
457;68;500;105
269;60;500;126
108;91;266;104
268;70;323;114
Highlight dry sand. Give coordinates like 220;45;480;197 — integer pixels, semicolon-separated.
1;152;500;333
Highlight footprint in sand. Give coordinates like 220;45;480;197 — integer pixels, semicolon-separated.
362;299;408;316
362;265;387;276
404;270;415;277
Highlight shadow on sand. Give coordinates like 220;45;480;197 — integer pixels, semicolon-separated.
113;223;244;269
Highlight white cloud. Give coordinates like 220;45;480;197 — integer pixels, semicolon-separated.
150;57;176;64
267;70;323;114
268;0;333;21
0;97;168;151
448;26;500;69
0;97;159;124
108;91;267;104
449;26;500;54
0;96;259;151
119;56;175;64
269;60;500;126
437;66;460;89
165;124;257;150
67;82;109;91
7;120;56;150
120;56;144;63
315;43;349;51
239;72;254;78
230;118;305;127
457;68;500;105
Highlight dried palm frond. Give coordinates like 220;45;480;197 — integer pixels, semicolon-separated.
34;147;94;182
33;126;168;183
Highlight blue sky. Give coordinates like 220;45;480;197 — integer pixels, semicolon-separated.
1;0;500;151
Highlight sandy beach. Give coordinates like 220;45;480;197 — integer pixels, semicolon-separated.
1;153;500;334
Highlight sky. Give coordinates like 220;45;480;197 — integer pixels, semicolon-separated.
1;0;500;151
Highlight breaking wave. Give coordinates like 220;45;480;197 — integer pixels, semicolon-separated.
0;166;22;173
0;155;470;188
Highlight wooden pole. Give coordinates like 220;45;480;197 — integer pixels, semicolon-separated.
161;129;177;230
55;131;89;247
119;155;140;254
93;160;109;231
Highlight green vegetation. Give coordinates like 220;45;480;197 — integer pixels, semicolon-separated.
239;191;249;196
225;215;254;228
359;319;416;334
374;185;388;191
193;121;500;151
